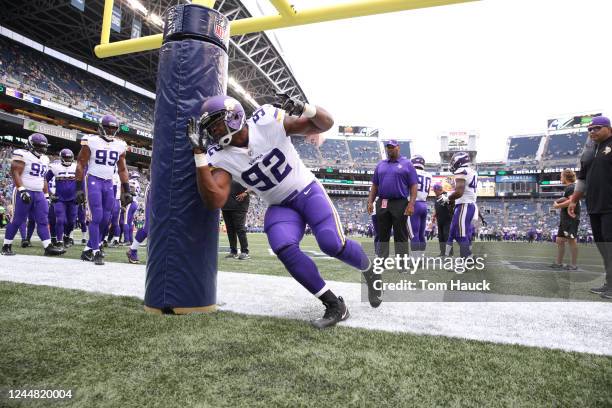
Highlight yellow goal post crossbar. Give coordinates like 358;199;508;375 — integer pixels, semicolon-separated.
95;0;479;58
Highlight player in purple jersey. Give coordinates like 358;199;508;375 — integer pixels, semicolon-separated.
46;149;78;249
188;94;382;329
75;114;132;265
1;133;65;256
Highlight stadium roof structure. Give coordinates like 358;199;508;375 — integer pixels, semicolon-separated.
0;0;308;106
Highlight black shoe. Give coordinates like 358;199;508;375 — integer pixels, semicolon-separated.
224;252;238;259
311;297;350;329
1;244;15;256
51;237;57;246
20;240;31;248
601;289;612;300
362;265;383;308
81;249;94;262
63;236;73;248
590;284;609;295
44;245;65;256
81;238;87;245
99;248;105;258
108;240;120;248
93;251;105;265
101;240;108;248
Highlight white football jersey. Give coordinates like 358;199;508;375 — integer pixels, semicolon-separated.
207;104;315;205
48;161;76;181
415;168;432;201
82;135;127;180
454;166;478;204
12;149;49;192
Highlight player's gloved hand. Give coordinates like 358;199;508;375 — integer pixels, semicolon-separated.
18;187;31;204
437;194;449;204
121;182;133;207
274;92;305;117
187;117;207;151
50;194;59;204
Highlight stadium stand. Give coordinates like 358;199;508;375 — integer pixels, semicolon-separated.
0;35;154;128
347;140;380;165
290;136;321;164
542;132;588;162
319;139;350;165
507;135;543;163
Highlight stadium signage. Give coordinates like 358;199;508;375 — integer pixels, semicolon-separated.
127;145;152;157
495;174;537;183
543;167;578;174
23;119;77;141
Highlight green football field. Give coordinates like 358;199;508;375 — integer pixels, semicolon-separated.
1;233;611;406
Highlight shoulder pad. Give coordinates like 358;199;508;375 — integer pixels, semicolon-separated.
454;168;469;176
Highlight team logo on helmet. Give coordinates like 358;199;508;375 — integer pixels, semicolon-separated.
197;95;246;149
450;152;471;172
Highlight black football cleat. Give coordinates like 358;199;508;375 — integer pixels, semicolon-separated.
44;245;65;256
108;240;120;248
362;266;383;308
93;251;105;265
20;239;31;248
51;237;57;246
81;238;87;245
1;244;15;256
601;290;612;300
311;297;349;329
63;236;74;248
81;249;94;262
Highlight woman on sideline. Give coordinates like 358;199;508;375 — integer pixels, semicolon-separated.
550;169;580;270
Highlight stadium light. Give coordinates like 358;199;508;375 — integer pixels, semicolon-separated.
127;0;148;15
148;13;163;27
228;77;260;108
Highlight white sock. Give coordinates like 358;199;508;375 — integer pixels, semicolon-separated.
42;239;51;248
93;249;100;254
4;239;13;245
84;246;91;251
113;236;120;242
130;240;140;251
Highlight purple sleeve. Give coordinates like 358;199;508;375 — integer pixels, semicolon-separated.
45;168;54;182
407;164;417;186
372;165;379;185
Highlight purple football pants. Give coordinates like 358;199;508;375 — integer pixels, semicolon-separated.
447;203;476;257
54;201;77;240
123;200;138;243
264;181;369;296
77;204;87;233
86;174;114;251
5;189;50;242
101;199;120;241
408;201;428;252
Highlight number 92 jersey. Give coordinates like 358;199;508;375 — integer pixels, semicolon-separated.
454;166;478;204
206;104;315;205
12;149;49;192
82;135;127;180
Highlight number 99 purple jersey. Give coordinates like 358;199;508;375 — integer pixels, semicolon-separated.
206;104;315;205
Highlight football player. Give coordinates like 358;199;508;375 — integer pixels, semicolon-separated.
188;94;381;329
126;183;150;264
441;152;478;260
102;170;122;248
408;155;431;259
1;133;65;256
46;149;77;249
75;114;132;265
122;172;141;245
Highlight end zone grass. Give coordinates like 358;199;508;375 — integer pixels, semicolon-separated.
1;282;610;407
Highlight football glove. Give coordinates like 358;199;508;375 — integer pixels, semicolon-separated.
121;182;133;207
274;92;305;117
19;189;31;204
187;116;207;151
437;194;449;204
50;194;59;204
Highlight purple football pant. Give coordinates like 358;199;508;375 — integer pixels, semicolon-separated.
86;175;114;251
5;189;50;242
123;200;138;243
48;203;56;239
108;199;121;239
408;201;428;252
447;203;475;257
264;181;369;296
54;201;77;240
26;217;35;241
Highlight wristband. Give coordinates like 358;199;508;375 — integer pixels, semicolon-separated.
121;182;130;193
194;153;208;168
302;103;317;119
18;186;25;192
45;193;49;199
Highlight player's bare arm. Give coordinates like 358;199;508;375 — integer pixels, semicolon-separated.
405;184;417;216
195;165;232;210
10;160;25;188
448;179;465;201
75;145;90;182
367;184;378;215
117;152;133;205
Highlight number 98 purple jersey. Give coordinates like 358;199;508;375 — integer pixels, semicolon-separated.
206;104;315;205
11;149;50;192
81;135;127;180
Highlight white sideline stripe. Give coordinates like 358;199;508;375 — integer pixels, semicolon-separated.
0;255;611;356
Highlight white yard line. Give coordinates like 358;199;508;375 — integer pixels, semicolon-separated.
0;255;611;356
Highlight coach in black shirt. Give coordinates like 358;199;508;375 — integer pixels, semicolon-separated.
568;116;612;299
432;183;453;256
222;181;250;260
